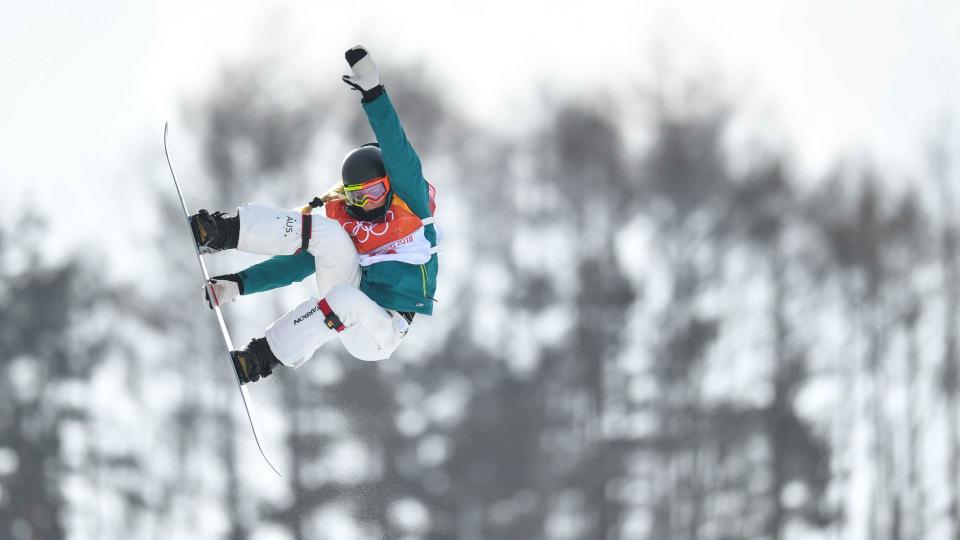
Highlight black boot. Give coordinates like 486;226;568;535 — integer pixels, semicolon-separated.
190;209;239;254
231;337;281;384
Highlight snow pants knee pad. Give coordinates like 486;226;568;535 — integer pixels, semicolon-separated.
324;285;404;362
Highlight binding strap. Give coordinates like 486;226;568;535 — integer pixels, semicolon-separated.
300;213;312;252
318;299;345;332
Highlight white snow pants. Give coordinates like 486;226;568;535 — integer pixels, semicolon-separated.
236;202;409;367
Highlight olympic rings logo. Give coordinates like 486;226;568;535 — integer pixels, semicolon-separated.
343;211;394;243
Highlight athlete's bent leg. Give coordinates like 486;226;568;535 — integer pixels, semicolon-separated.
237;202;360;272
325;285;404;361
311;220;361;298
263;286;405;367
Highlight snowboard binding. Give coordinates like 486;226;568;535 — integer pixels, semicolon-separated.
190;209;239;254
231;337;282;384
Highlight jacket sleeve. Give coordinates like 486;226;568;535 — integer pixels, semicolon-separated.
236;251;316;295
361;91;431;218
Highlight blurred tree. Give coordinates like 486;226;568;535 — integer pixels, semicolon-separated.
898;292;925;540
634;91;836;539
810;172;927;540
733;161;834;538
544;101;637;540
641;96;736;540
0;214;114;540
195;65;324;197
449;99;642;539
645;100;730;222
929;127;960;540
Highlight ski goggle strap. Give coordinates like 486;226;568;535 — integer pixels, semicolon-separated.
343;176;391;207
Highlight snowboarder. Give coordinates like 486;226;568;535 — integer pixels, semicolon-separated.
188;46;439;384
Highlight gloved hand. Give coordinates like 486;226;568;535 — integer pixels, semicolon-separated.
203;274;243;309
341;46;384;103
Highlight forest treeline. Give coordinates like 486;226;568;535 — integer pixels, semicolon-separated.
0;59;957;540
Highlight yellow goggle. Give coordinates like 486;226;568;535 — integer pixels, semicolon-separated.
343;176;391;207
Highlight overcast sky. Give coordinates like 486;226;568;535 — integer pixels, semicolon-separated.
2;0;958;252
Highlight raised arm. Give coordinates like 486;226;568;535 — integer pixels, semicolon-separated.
341;46;431;219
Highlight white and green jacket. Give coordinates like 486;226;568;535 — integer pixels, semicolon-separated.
236;91;439;315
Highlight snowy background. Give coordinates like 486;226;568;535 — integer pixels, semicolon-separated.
1;1;959;539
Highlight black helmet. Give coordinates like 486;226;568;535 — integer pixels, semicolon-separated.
341;144;386;186
341;143;392;221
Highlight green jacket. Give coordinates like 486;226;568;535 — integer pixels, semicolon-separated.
236;91;439;315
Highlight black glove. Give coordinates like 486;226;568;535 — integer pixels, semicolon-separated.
203;274;244;309
341;46;384;103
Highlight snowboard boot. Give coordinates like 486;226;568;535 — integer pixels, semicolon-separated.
231;337;282;384
190;209;239;254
